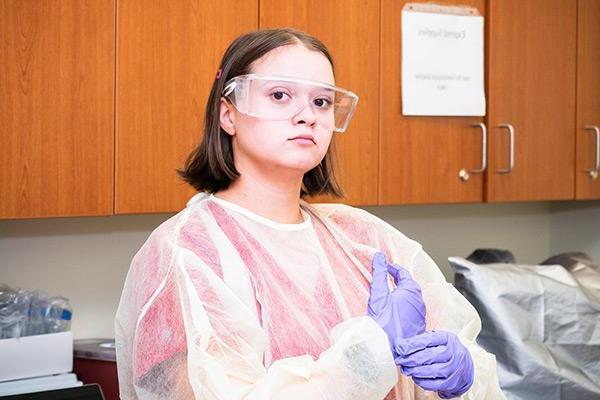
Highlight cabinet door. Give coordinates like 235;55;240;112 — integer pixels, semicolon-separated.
116;0;258;214
0;1;114;219
380;0;486;205
260;0;380;206
486;0;576;202
576;0;600;199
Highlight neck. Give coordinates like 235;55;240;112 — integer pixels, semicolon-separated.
215;165;305;224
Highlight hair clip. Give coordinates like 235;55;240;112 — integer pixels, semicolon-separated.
215;68;223;80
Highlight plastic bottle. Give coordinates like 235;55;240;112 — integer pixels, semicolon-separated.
44;296;72;333
0;285;32;339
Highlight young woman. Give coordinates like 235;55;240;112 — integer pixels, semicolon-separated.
115;28;504;400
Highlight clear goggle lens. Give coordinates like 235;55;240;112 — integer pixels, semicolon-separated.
222;74;359;133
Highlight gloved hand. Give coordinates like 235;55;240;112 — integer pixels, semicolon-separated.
367;251;427;357
394;331;475;398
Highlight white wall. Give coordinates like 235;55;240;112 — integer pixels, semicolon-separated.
549;200;600;262
1;200;598;339
363;201;552;276
0;214;172;339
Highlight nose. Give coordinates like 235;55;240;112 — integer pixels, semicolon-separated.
291;103;317;128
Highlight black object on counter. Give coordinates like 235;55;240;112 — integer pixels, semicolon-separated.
0;384;104;400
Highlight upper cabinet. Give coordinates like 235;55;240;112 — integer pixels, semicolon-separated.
115;0;258;214
260;0;381;205
576;0;600;199
486;0;576;202
381;0;580;205
2;0;598;220
0;1;114;219
380;0;486;205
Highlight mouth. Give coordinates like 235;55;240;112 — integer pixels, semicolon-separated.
288;135;316;144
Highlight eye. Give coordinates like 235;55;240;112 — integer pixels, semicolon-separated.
270;90;291;102
313;97;333;109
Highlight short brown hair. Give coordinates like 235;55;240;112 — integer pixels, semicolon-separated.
178;28;343;198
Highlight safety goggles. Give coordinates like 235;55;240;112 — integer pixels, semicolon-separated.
222;74;359;133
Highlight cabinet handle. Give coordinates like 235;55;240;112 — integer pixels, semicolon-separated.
459;123;487;181
470;122;487;173
497;123;515;174
584;126;600;177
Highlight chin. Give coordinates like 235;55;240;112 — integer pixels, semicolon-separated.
280;158;322;174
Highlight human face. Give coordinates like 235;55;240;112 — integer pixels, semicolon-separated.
219;44;336;175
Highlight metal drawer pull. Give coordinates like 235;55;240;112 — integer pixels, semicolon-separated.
497;123;515;174
459;123;487;181
584;125;600;180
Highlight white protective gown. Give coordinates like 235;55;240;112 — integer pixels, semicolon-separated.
115;193;505;400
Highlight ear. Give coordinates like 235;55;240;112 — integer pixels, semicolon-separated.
219;98;236;136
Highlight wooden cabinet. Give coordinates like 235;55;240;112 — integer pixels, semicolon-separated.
576;0;600;199
0;1;114;219
115;0;258;213
260;0;380;205
381;0;578;205
2;1;596;219
486;0;576;202
380;0;486;205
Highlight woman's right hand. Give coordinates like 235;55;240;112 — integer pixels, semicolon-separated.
367;251;427;357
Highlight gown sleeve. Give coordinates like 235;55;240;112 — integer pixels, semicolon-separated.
322;204;506;399
115;223;399;400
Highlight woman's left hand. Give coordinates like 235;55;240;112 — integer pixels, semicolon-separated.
394;330;474;398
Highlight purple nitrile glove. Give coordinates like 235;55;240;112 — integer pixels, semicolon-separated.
394;331;475;398
367;251;427;357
